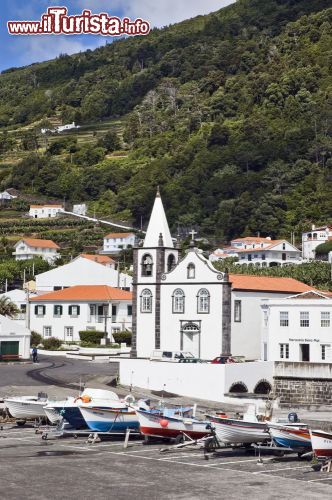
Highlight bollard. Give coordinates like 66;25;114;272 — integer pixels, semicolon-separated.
123;428;131;449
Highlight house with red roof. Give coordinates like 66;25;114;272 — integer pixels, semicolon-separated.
29;204;64;219
12;238;60;263
102;232;136;254
210;236;302;267
30;285;133;341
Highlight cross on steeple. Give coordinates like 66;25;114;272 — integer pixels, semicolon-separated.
189;229;197;242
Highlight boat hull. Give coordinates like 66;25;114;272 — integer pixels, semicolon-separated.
4;398;47;419
268;424;311;450
207;415;269;444
310;430;332;458
136;409;210;439
80;407;139;433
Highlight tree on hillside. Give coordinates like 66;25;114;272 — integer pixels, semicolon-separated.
98;130;121;152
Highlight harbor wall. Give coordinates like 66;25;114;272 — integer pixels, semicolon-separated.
118;359;273;403
273;361;332;405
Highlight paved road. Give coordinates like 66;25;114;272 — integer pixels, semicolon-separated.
0;425;331;500
0;355;118;388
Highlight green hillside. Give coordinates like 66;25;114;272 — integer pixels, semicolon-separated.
0;0;331;241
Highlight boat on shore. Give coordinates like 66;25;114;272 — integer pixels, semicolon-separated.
136;406;210;440
310;429;332;458
44;388;121;429
4;395;49;419
79;404;139;433
206;413;269;445
267;423;311;450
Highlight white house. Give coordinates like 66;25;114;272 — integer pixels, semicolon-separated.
72;203;87;216
29;204;64;219
230;275;314;361
232;237;302;267
30;285;132;341
102;232;136;254
0;190;17;201
41;122;80;134
35;256;132;292
302;225;332;260
131;190;231;360
261;291;332;363
0;315;30;359
13;238;60;263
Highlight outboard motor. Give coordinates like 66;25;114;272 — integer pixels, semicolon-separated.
288;412;299;423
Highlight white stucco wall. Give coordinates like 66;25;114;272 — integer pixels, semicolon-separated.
261;297;332;363
36;257;132;291
118;358;273;403
0;315;31;359
231;291;296;361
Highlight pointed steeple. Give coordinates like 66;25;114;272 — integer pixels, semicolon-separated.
143;189;173;248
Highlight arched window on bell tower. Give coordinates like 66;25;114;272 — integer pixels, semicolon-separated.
141;253;153;276
167;254;176;272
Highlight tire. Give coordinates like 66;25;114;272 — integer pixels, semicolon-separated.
16;420;26;427
204;437;217;453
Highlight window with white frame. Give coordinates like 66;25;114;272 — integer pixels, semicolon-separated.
321;312;330;327
321;344;331;361
69;305;80;317
197;288;210;313
35;305;45;317
64;326;73;338
234;300;241;322
172;289;185;313
280;311;289;327
141;289;152;313
300;311;309;327
280;343;289;359
53;305;63;317
43;326;52;337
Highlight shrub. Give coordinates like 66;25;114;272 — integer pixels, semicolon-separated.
79;330;104;344
30;331;42;347
42;337;62;350
112;331;132;346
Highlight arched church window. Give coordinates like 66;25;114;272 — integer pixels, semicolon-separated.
172;289;185;313
197;288;210;314
167;254;176;272
187;263;195;279
140;289;152;313
141;254;153;276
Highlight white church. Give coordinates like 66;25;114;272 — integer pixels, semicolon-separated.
131;189;231;360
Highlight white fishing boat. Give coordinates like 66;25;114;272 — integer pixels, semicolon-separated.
4;395;49;419
268;423;311;450
43;388;121;429
310;429;332;459
79;403;139;433
206;406;269;444
136;406;210;440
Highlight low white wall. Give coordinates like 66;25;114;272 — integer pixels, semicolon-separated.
274;361;332;379
118;359;273;403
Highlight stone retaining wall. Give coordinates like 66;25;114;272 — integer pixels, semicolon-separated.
274;377;332;406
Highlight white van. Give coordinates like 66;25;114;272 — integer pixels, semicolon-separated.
150;350;195;362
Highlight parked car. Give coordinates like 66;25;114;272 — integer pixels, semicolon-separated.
210;355;236;364
150;350;195;362
178;357;203;363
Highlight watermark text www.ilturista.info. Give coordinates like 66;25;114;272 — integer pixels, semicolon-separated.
7;7;150;36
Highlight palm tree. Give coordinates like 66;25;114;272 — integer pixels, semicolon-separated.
0;296;20;318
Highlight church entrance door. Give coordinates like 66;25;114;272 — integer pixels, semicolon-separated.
180;322;201;358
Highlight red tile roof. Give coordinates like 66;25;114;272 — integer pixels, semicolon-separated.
229;274;313;294
104;232;135;239
80;254;116;264
231;237;273;243
20;238;59;249
30;285;132;302
30;204;63;208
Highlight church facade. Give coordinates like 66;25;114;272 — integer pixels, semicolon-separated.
131;190;232;360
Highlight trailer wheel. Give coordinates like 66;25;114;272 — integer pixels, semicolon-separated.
204;437;217;453
16;420;26;427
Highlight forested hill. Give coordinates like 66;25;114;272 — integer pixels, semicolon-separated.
0;0;331;241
